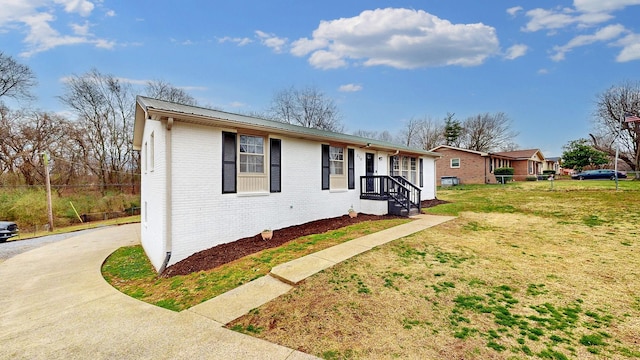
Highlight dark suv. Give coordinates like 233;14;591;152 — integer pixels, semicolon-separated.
0;221;19;242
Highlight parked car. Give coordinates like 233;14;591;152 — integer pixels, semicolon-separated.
0;221;19;242
571;169;627;180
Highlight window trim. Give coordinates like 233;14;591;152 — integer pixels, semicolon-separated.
450;158;461;168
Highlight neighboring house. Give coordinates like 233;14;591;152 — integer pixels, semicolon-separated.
133;96;440;272
544;157;561;174
492;149;546;180
431;145;547;184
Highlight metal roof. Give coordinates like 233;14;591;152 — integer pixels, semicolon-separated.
134;96;440;157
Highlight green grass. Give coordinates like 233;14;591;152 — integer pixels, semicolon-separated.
223;180;640;359
102;217;410;311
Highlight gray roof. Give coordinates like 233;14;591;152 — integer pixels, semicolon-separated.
134;96;439;157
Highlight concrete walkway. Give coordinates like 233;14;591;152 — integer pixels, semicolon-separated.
0;214;454;359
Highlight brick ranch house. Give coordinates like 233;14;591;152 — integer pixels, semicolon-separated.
133;96;441;272
430;145;547;185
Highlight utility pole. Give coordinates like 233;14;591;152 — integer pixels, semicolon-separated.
41;152;54;232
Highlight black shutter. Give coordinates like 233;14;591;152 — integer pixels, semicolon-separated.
348;148;355;189
222;132;236;193
419;158;424;187
270;138;281;193
321;144;330;190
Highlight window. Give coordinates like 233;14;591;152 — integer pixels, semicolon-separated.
149;132;155;172
392;156;400;176
239;135;264;173
451;158;460;168
143;141;148;173
401;157;409;179
410;157;417;183
329;146;344;175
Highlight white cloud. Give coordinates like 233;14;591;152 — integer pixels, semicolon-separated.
338;84;363;92
0;0;115;57
574;0;640;13
309;50;347;69
615;33;640;62
506;6;523;16
218;36;253;46
255;30;287;53
290;8;499;70
504;44;528;60
537;68;550;74
54;0;94;16
550;24;627;61
71;20;90;36
105;10;115;17
521;0;639;33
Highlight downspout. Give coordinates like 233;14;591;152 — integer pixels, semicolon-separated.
159;117;174;275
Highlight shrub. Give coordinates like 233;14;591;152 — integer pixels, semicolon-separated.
543;170;556;175
494;167;515;175
526;176;538;181
494;167;514;184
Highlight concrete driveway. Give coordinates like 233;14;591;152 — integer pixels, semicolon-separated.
0;223;315;360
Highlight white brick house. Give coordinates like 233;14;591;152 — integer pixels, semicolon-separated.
133;96;440;273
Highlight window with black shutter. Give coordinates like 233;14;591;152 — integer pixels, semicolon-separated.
222;132;237;193
321;144;330;190
270;139;281;192
348;148;355;189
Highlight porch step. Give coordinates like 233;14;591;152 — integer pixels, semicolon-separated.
388;201;421;217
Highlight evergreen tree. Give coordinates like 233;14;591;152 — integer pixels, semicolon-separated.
443;113;462;146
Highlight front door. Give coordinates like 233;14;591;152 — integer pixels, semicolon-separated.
366;153;375;191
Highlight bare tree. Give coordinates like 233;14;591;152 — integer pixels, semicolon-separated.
352;129;396;143
0;51;37;101
461;112;518;152
395;116;445;150
396;117;423;147
416;116;445;150
268;86;343;132
0;109;81;187
145;79;198;105
592;81;640;175
59;69;135;192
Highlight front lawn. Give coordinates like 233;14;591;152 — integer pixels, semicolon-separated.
228;180;640;359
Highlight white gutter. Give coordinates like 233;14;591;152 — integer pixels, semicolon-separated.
159;117;174;274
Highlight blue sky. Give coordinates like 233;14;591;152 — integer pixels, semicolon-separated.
1;0;639;156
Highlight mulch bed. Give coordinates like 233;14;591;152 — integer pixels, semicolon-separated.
162;198;448;277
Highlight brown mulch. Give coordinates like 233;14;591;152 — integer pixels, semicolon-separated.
162;198;449;277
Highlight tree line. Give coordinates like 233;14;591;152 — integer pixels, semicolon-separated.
265;86;520;153
0;52;196;193
2;49;638;193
